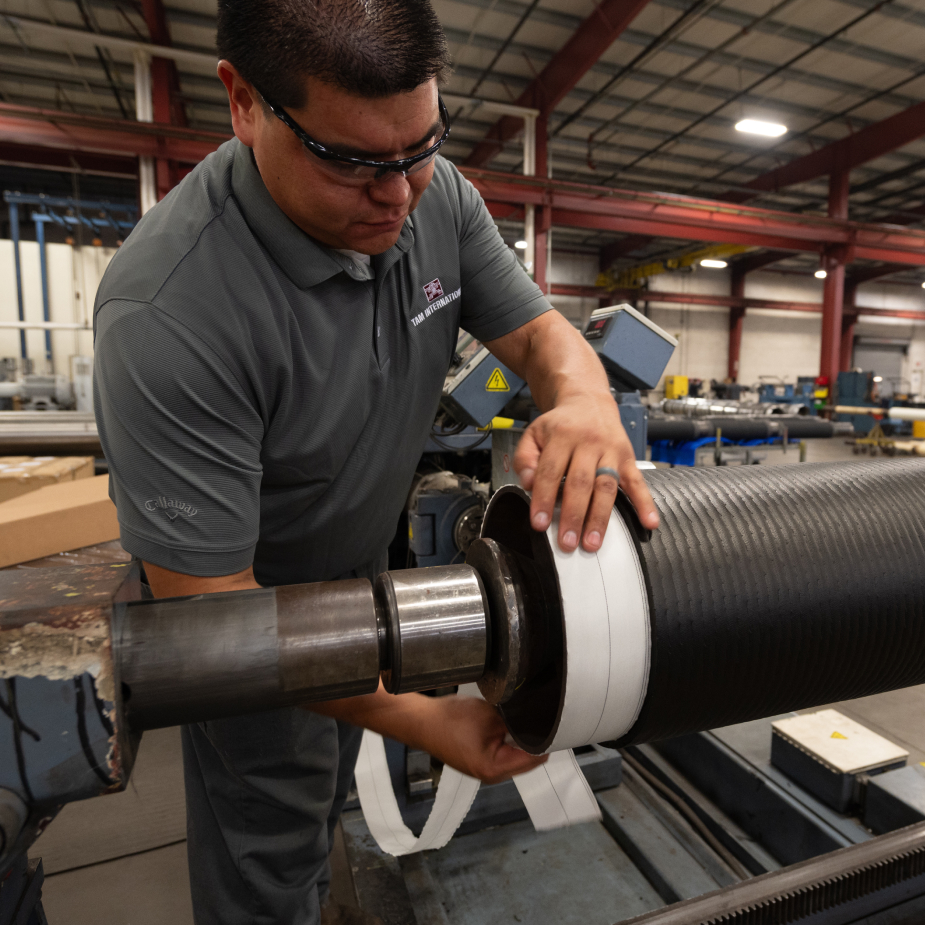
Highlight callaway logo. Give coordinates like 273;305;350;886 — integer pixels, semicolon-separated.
145;496;198;520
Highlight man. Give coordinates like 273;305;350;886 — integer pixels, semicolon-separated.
93;0;659;921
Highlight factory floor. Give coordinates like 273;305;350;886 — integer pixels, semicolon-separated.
31;436;915;924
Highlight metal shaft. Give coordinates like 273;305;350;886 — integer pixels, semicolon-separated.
115;566;489;731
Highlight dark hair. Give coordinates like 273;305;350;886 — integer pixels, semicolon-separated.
217;0;451;108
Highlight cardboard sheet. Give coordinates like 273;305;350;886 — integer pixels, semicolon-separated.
0;475;120;568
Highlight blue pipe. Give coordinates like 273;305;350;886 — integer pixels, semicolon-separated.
8;203;27;360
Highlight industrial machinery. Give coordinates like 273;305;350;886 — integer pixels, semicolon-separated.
436;305;677;462
836;370;880;434
583;304;677;460
406;470;489;567
4;459;925;925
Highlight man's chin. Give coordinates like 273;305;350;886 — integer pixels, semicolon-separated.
344;221;406;255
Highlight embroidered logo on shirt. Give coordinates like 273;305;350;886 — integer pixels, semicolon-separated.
145;496;198;520
423;278;444;302
411;287;461;327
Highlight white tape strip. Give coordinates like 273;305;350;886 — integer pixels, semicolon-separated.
511;750;601;831
355;684;601;856
354;729;481;856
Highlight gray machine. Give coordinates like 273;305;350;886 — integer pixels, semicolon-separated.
583;304;679;460
440;346;525;429
439;306;677;458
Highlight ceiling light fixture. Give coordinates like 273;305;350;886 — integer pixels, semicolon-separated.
815;269;827;279
873;376;883;383
700;259;728;269
735;119;788;137
514;240;528;250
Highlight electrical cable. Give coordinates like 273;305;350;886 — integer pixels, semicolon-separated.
621;750;751;881
429;423;493;452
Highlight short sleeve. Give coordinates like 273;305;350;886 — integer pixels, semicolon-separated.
451;165;552;342
94;299;265;576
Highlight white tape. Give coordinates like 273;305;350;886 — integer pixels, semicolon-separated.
355;686;601;855
547;506;651;749
354;729;481;856
511;750;601;831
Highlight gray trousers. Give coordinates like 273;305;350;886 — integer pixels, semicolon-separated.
182;711;362;924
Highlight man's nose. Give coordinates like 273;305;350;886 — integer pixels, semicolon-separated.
368;171;411;207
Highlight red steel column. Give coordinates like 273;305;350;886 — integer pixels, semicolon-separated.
533;116;550;295
841;280;858;372
728;271;746;382
142;0;188;201
819;170;850;386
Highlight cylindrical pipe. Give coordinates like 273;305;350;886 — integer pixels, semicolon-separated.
116;580;381;730
888;407;925;423
477;461;925;754
618;459;925;745
648;415;838;443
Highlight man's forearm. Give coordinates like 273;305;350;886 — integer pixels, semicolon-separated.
312;682;436;751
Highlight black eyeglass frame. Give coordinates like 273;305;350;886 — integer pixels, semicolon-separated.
259;91;451;179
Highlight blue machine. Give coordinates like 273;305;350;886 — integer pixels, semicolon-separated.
757;379;817;413
407;473;488;568
836;370;879;434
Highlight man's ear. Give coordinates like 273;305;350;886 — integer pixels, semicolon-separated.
217;60;262;147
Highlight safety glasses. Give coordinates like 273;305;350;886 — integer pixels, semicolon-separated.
259;91;451;182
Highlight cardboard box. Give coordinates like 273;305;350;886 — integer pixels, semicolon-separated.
0;475;120;568
0;455;95;503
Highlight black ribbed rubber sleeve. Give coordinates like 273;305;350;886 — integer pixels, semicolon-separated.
616;459;925;746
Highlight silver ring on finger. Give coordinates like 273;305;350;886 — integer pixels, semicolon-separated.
595;466;620;483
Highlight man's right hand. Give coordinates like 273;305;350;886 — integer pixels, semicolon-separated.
314;683;547;785
423;695;547;784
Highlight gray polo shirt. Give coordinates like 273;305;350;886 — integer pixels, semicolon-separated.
93;139;550;585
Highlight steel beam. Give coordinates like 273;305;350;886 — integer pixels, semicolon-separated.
0;141;136;178
819;171;850;388
841;309;858;373
141;0;188;201
470;168;925;266
7;100;925;270
532;116;549;294
463;0;652;169
728;272;746;383
725;99;925;204
0;103;226;164
547;284;925;323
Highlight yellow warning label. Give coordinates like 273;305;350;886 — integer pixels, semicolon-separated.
831;731;848;740
485;368;511;392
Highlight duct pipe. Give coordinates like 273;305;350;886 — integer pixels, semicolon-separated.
134;49;157;216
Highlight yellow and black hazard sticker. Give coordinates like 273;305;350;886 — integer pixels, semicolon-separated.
485;368;510;392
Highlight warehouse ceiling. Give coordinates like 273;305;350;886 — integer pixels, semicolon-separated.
3;0;925;281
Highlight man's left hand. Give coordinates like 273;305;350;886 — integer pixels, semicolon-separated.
484;310;659;553
514;391;659;552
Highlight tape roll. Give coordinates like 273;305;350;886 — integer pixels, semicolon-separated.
478;487;652;755
545;504;651;751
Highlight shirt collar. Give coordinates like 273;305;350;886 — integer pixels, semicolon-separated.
232;138;415;289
